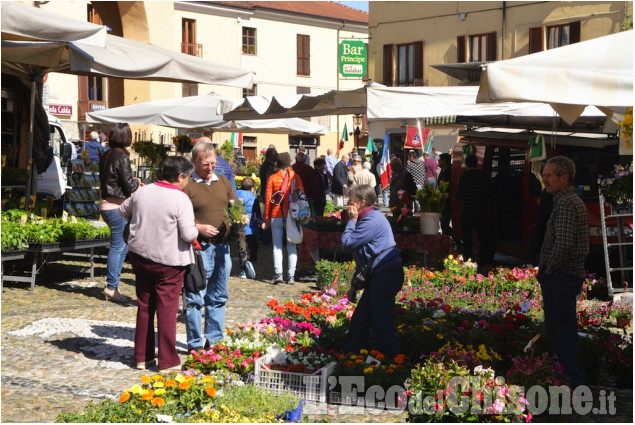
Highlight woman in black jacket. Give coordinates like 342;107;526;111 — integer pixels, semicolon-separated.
99;123;141;302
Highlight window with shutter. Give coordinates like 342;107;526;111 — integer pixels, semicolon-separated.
414;41;424;86
457;35;466;63
547;21;580;49
529;27;544;53
396;41;424;86
486;32;496;61
383;44;394;86
297;34;310;76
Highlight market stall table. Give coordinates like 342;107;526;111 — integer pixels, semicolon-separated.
1;240;110;291
299;227;455;268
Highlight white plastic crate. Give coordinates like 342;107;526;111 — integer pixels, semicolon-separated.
254;356;336;403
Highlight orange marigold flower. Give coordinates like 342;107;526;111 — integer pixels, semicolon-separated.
376;353;385;360
119;392;131;403
206;386;216;397
266;299;278;307
370;350;380;356
164;380;177;387
141;393;153;401
346;361;355;368
386;368;395;373
151;397;165;407
179;381;191;390
141;375;152;384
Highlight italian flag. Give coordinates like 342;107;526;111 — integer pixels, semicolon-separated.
231;132;242;148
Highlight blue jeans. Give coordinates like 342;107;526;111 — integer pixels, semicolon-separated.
344;267;404;357
539;272;587;387
185;243;231;349
271;217;297;278
101;209;128;291
382;187;389;207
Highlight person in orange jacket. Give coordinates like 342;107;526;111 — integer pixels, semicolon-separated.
263;152;305;285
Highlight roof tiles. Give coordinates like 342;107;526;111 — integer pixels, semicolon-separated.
206;1;368;24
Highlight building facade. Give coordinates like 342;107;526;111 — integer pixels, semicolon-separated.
368;1;631;87
366;1;632;155
37;1;368;159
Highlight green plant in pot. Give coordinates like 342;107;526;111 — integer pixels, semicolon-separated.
413;181;449;213
611;300;633;328
413;181;448;234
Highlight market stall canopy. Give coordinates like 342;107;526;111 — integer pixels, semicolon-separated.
86;93;328;135
476;30;633;125
1;2;107;47
366;85;612;133
219;86;367;119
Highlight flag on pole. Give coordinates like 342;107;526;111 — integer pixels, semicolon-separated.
337;123;348;156
231;132;242;148
364;137;377;161
377;133;391;190
405;126;429;148
424;133;433;153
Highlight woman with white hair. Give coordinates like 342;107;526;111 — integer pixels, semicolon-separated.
85;131;104;163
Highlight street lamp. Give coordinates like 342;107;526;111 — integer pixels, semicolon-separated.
352;113;362;151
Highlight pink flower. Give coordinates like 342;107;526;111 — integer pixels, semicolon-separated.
326;315;337;324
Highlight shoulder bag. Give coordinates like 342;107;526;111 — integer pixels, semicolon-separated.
184;247;207;293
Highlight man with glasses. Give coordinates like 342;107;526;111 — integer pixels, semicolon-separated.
183;137;237;352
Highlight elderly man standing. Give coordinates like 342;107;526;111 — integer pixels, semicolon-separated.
331;154;349;207
324;148;338;181
538;156;589;389
184;138;237;352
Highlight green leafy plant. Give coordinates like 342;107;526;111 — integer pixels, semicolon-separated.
413;181;449;213
611;300;633;320
218;140;235;163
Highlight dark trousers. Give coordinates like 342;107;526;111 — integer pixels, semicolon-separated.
239;234;258;267
539;272;587;387
344;268;404;357
460;212;491;265
129;251;185;370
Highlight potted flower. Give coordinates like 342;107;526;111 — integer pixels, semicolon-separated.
172;134;194;154
597;161;633;213
611;300;633;329
413;181;449;234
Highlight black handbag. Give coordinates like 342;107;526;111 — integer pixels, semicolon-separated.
184;249;207;293
350;248;392;291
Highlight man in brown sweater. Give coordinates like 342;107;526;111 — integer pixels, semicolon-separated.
184;138;237;352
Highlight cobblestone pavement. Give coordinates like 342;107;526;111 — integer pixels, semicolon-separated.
1;243;632;423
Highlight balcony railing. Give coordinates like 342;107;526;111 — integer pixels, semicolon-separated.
181;43;203;57
78;100;108;121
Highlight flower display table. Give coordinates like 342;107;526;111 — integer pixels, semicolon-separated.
299;228;455;268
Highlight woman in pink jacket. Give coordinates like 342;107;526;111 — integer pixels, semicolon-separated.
119;156;198;373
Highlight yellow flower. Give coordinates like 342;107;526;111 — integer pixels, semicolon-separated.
363;367;374;374
201;376;214;383
126;384;143;394
152;375;164;381
153;381;164;388
175;375;186;383
360;349;368;355
436;333;444;339
423;326;431;331
154;388;165;396
140;376;152;384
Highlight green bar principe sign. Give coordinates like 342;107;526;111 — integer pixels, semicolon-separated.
339;40;366;78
